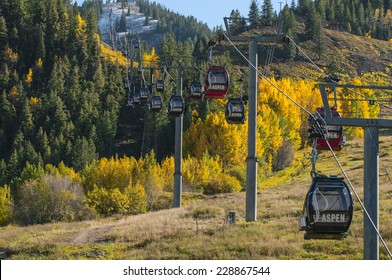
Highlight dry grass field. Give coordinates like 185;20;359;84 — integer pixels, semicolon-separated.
0;136;391;260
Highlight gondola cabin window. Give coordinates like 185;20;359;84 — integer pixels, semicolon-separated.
156;80;164;92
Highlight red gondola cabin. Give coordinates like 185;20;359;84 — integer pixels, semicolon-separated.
311;107;345;151
204;66;230;99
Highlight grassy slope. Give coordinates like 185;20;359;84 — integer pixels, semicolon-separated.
228;28;392;82
1;136;391;260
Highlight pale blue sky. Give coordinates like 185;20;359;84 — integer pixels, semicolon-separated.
76;0;287;29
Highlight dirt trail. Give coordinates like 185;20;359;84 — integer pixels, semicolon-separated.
72;224;115;245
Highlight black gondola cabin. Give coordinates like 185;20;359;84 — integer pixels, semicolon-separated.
133;93;141;105
190;82;203;99
149;96;163;112
139;87;149;102
225;98;246;124
204;66;230;99
299;176;354;240
156;80;165;92
168;95;185;116
126;97;134;108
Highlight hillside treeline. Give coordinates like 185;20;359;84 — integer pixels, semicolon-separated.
241;0;391;41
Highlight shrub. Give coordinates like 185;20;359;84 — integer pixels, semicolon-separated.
124;182;147;215
14;175;93;225
85;187;129;216
227;166;246;187
203;173;242;195
189;207;224;220
0;185;13;226
14;180;52;225
86;183;148;216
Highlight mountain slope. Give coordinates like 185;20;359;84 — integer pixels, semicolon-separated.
225;28;392;82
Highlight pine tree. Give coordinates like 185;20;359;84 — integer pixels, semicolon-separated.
305;4;322;41
0;16;8;58
261;0;274;26
281;5;297;59
144;9;150;26
315;0;327;20
229;9;246;34
119;11;127;32
248;0;261;28
297;0;311;15
72;137;98;171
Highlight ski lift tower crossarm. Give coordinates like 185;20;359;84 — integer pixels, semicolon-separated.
319;83;392;260
223;17;286;222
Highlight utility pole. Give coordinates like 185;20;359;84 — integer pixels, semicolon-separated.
319;84;392;260
224;17;285;221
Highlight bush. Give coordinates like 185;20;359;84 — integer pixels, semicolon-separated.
124;183;147;214
189;207;224;220
85;187;129;216
0;185;13;226
227;166;246;187
203;173;242;195
86;183;147;216
14;175;93;225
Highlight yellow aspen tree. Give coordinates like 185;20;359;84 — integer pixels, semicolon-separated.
160;156;174;191
25;68;33;84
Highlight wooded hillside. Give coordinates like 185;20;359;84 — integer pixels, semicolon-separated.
0;0;391;228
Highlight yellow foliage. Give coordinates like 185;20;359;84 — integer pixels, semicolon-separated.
124;182;147;214
25;68;33;84
184;111;247;168
76;13;87;38
0;185;13;226
45;162;81;183
203;173;242;195
6;48;19;63
100;42;128;66
83;156;138;193
183;153;224;192
29;97;40;106
184;78;322;170
142;47;159;68
36;58;43;69
9;86;18;97
58;162;82;183
160;156;174;191
86;187;130;216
